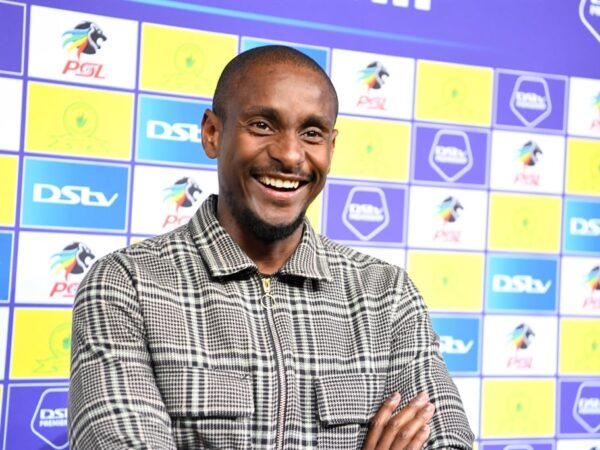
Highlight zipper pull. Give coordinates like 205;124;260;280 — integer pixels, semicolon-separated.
261;277;273;309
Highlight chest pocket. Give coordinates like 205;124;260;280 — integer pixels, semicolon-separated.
314;372;384;450
156;366;254;450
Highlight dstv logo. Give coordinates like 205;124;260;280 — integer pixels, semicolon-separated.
439;336;473;354
371;0;433;11
492;275;552;294
33;183;118;207
146;120;202;143
570;217;600;236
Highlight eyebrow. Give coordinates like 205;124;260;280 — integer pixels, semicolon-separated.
241;106;334;131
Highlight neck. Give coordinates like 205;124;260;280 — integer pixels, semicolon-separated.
215;201;304;276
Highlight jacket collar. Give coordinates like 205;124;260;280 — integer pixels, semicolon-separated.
188;195;332;281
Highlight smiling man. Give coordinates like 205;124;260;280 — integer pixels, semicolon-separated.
69;46;474;449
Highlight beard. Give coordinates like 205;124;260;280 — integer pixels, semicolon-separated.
221;188;306;243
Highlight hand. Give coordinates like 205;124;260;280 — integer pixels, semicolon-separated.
362;391;435;450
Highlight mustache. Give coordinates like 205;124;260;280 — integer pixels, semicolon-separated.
250;164;315;181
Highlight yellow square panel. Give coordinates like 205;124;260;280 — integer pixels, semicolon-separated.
330;116;410;182
415;60;493;126
0;155;18;226
488;193;562;253
407;250;484;311
10;308;72;379
25;82;133;160
481;378;555;437
306;193;323;234
559;318;600;374
140;23;237;97
566;138;600;195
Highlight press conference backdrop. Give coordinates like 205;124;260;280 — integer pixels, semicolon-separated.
1;0;600;448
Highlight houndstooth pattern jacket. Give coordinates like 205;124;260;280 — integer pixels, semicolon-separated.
69;195;474;449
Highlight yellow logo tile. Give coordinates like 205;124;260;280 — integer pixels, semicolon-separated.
407;250;484;311
488;193;561;253
566;138;600;195
140;23;237;97
330;116;411;182
306;193;323;234
25;82;133;160
0;155;18;226
415;60;493;126
482;378;555;437
10;308;72;379
559;318;600;374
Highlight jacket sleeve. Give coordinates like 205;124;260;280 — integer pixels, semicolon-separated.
68;253;177;450
384;271;475;449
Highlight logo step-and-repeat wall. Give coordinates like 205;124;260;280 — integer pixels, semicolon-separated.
0;0;599;448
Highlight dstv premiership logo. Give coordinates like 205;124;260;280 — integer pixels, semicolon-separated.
513;140;542;186
510;76;552;127
506;323;535;369
356;61;389;110
371;0;434;12
433;196;463;242
30;388;69;449
49;242;95;298
162;177;202;228
573;381;600;433
439;335;473;355
33;183;118;207
428;130;473;182
583;265;600;309
62;21;107;78
580;0;600;43
342;187;390;241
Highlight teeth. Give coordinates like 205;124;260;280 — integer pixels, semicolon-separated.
259;176;300;190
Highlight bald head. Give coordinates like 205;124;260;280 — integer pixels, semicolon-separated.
212;45;338;123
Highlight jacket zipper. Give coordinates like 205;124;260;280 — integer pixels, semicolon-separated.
260;276;286;450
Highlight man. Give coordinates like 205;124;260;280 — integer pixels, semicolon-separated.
69;45;474;449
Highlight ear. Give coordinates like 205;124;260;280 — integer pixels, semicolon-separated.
201;109;221;159
327;128;338;173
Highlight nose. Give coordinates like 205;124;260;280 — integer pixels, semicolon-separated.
267;131;305;170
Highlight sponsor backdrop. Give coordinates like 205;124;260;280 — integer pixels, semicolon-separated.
0;0;599;448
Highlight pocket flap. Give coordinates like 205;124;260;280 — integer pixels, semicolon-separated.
314;372;384;426
155;366;254;418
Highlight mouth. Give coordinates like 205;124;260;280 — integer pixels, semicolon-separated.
255;175;307;192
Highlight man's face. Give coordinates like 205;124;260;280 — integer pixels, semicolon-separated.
202;62;337;242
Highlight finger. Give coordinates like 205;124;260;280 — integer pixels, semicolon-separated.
374;392;429;450
390;402;435;450
362;392;401;450
405;424;431;450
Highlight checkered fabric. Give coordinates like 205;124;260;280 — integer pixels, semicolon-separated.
69;195;474;449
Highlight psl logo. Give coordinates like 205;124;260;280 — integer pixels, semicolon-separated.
428;130;473;182
433;196;463;242
30;388;69;449
49;242;95;298
506;323;535;369
573;381;600;433
356;61;389;110
580;0;600;43
162;177;202;228
513;140;542;186
591;91;600;131
583;265;600;309
62;21;107;78
342;187;390;241
510;76;552;127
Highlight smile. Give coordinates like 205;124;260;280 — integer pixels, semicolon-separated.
258;176;301;190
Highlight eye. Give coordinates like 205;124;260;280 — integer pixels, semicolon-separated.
303;129;324;141
252;121;271;131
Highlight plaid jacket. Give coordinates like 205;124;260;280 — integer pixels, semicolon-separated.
69;195;474;449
